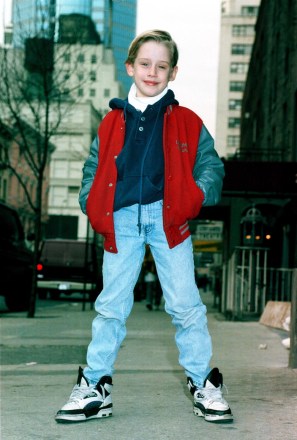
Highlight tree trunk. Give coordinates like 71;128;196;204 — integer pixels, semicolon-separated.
27;179;43;318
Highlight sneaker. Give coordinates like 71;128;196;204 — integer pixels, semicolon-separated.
187;367;233;423
55;366;113;423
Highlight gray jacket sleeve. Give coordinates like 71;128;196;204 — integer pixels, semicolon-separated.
193;125;224;206
78;136;99;214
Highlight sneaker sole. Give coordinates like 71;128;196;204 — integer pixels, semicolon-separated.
55;407;112;423
193;406;233;423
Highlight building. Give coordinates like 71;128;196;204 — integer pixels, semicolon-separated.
2;0;127;242
240;0;297;162
0;119;52;236
47;102;100;240
47;41;122;239
12;0;137;94
237;0;297;276
214;0;297;319
29;41;122;237
1;36;122;240
103;0;137;94
55;42;122;114
215;0;260;158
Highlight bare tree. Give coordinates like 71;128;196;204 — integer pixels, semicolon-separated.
0;9;101;317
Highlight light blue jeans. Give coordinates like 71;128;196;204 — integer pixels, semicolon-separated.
84;201;212;387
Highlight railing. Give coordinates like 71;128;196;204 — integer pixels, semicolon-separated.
222;246;295;319
265;268;293;302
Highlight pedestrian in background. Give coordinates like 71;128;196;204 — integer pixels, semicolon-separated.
56;29;233;424
144;262;158;310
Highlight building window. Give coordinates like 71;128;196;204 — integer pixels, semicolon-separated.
52;160;68;178
230;81;245;92
230;62;249;74
229;99;242;111
77;53;85;63
241;6;259;16
90;71;96;81
232;25;255;37
63;53;71;63
90;89;96;97
227;135;240;148
104;88;110;98
50;186;68;206
64;72;70;81
77;72;84;81
91;54;97;64
231;44;253;55
4;30;13;45
69;162;81;179
228;118;241;129
67;186;80;207
78;88;84;97
63;88;70;97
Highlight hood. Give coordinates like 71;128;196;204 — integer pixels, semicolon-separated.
109;89;179;115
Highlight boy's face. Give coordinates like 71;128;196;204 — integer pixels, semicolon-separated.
125;41;178;98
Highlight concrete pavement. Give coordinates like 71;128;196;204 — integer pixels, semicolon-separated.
1;292;296;440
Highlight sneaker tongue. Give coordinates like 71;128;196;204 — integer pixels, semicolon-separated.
77;367;90;387
203;368;222;388
79;376;89;387
205;379;218;389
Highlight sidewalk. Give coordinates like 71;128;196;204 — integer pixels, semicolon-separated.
1;293;296;440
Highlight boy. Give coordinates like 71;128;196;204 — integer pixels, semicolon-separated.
55;30;233;424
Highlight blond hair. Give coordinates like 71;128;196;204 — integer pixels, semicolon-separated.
125;30;179;68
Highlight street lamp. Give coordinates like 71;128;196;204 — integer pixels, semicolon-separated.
241;207;266;246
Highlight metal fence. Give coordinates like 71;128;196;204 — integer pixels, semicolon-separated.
222;246;294;319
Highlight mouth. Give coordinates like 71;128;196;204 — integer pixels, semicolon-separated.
144;81;158;86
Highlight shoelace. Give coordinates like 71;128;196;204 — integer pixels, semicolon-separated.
68;384;95;403
196;384;228;404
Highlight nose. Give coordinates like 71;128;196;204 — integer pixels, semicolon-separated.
148;64;157;76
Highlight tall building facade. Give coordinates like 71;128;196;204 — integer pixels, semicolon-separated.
12;0;137;94
240;0;297;162
103;0;137;95
215;0;260;158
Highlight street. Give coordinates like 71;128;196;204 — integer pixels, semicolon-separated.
1;292;297;440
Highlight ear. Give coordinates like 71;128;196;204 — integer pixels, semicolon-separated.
125;62;134;77
169;65;178;82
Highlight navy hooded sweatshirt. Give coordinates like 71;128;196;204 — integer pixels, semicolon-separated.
110;90;178;212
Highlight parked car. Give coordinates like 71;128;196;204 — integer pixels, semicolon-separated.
0;202;34;311
37;239;102;300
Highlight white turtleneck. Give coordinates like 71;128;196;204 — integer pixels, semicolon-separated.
127;83;168;112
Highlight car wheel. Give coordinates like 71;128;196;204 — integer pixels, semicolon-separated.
5;279;31;312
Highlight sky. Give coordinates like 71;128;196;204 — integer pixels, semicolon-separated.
0;0;222;134
136;0;222;134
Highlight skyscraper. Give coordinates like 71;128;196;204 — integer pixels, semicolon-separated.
12;0;137;94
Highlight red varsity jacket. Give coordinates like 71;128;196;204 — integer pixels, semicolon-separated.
86;105;205;253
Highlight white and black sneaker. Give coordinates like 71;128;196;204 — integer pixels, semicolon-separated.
187;367;233;423
55;367;113;423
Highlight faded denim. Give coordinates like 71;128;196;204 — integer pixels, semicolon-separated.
84;201;212;387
